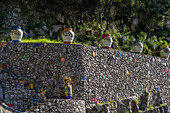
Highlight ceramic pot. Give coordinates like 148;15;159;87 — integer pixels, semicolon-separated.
132;40;143;53
10;26;23;42
101;34;113;49
61;28;74;44
160;45;169;59
63;77;72;99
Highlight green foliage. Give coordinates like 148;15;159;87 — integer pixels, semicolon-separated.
137;32;147;43
147;36;159;51
136;97;140;105
156;30;169;37
160;104;163;106
145;36;169;56
126;110;130;113
149;105;154;109
142;43;152;55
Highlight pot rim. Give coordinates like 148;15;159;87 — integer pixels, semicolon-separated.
161;45;169;49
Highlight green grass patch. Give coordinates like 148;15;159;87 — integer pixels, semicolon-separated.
97;100;115;106
21;38;60;43
1;38;85;45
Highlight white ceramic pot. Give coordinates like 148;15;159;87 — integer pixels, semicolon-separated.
160;45;169;59
61;28;74;44
132;40;143;53
101;34;113;49
10;26;23;42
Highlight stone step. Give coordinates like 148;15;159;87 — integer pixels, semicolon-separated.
26;99;86;113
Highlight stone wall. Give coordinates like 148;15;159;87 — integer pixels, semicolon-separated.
142;105;168;113
0;42;169;112
0;42;85;111
82;46;169;108
28;99;85;113
88;96;169;113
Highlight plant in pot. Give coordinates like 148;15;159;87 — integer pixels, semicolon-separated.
10;26;23;42
100;34;113;49
132;40;143;54
160;45;170;59
61;28;74;44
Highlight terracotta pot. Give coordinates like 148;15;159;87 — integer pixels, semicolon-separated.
10;26;23;42
160;45;169;59
61;28;74;44
132;40;143;53
101;34;113;49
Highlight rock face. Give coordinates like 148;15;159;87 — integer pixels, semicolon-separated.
0;1;67;37
0;42;169;112
1;3;28;29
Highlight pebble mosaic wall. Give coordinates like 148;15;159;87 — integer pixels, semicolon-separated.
82;46;169;108
27;99;85;113
0;42;85;111
0;42;169;112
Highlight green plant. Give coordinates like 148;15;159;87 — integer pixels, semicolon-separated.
126;110;130;113
120;100;123;104
137;32;147;43
156;30;169;37
136;97;140;105
160;104;163;106
149;104;154;109
142;43;152;55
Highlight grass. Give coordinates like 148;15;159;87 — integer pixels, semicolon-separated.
21;38;60;43
1;38;85;45
97;100;115;106
93;97;166;113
